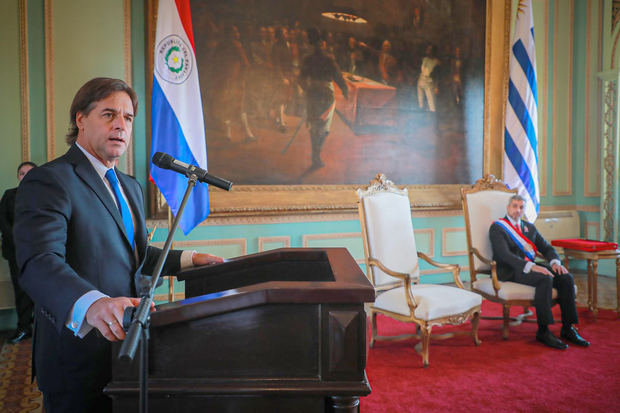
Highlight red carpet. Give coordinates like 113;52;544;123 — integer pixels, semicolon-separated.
361;302;620;412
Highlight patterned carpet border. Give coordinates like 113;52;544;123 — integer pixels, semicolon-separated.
0;338;42;413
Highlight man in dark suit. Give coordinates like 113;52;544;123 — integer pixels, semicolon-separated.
0;161;37;343
489;194;589;350
13;78;223;413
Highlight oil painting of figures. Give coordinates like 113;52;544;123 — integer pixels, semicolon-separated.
190;0;486;185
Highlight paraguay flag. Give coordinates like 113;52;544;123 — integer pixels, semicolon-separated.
504;0;539;222
150;0;208;234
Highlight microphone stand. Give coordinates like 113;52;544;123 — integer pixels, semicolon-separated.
118;173;198;413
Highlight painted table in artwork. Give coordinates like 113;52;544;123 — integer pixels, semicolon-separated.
334;73;397;133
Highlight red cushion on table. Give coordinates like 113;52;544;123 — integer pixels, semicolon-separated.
551;238;618;252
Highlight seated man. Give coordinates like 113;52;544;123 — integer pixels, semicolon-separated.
489;194;589;349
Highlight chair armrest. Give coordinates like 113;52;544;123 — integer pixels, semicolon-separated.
368;258;412;283
417;252;464;289
470;248;501;294
471;248;493;265
489;262;501;294
368;257;418;311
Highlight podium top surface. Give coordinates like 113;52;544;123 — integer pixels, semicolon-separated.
153;248;374;327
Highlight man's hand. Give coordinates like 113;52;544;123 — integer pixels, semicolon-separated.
551;263;569;275
192;252;225;266
85;297;154;342
531;264;554;277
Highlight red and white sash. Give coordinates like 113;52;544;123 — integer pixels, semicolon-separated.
495;218;537;261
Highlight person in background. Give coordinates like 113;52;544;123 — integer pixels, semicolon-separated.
417;44;440;112
0;161;37;344
299;28;348;169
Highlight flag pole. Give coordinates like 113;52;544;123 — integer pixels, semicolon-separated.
167;206;175;302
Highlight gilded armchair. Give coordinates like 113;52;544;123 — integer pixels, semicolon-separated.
358;174;482;367
461;175;570;339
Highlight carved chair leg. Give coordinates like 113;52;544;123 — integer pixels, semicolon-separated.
502;304;510;340
471;311;482;346
420;324;432;368
522;306;530;319
370;312;377;348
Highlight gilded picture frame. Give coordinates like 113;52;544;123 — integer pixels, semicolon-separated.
146;0;510;218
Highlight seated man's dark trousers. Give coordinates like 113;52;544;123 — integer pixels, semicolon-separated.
511;263;578;327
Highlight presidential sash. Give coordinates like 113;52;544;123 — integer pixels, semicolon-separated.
495;218;538;261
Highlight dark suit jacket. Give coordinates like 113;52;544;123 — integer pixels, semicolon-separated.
489;216;560;281
0;187;17;260
13;144;183;394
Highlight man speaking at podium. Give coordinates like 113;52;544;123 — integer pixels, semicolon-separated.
13;78;223;413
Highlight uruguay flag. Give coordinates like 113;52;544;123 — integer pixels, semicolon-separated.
151;0;208;234
504;0;540;222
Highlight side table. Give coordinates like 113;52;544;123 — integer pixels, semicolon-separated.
562;248;620;320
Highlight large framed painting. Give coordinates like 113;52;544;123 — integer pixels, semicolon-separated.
146;0;509;217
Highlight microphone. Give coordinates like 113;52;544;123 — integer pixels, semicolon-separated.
152;152;232;191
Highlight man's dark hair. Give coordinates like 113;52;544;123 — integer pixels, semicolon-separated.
508;194;525;205
66;77;138;145
17;161;37;173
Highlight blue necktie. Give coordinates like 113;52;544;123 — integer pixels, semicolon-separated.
105;169;135;249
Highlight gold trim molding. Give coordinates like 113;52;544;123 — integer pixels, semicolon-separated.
302;232;362;247
414;228;435;258
152;238;247;256
540;0;549;197
19;0;30;162
585;221;600;239
44;0;54;161
257;236;291;252
441;227;467;257
552;0;574;197
146;0;510;218
123;0;134;176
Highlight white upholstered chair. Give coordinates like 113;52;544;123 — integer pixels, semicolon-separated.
461;175;572;339
358;174;482;367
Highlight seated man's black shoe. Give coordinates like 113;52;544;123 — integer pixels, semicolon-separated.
8;330;32;344
536;329;568;349
560;326;590;347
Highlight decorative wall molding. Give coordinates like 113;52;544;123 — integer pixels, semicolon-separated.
441;228;467;257
146;208;463;228
154;292;185;302
151;238;247;255
585;0;602;197
597;69;619;242
19;0;30;162
44;0;54;161
585;221;601;239
123;0;134;176
413;228;435;258
258;236;291;252
302;232;362;248
539;205;600;213
419;266;470;277
552;0;573;197
540;0;549;197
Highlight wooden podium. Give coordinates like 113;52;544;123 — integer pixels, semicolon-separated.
105;248;375;412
